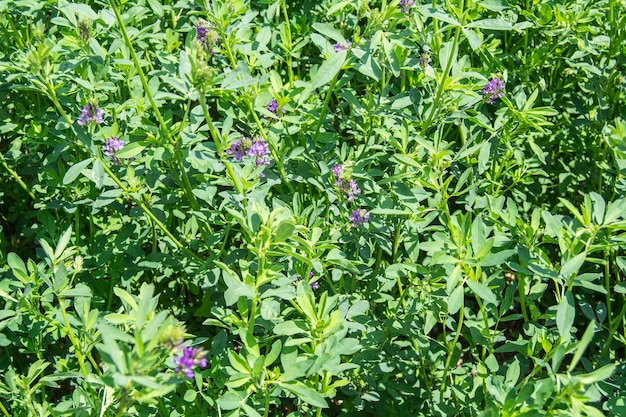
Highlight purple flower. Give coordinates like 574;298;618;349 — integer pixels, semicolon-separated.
247;138;270;166
334;41;352;53
77;102;104;126
102;137;125;165
173;346;207;379
226;138;246;162
332;164;361;201
331;164;343;180
346;179;360;201
195;21;219;54
399;0;415;13
266;99;286;118
296;271;319;289
481;77;505;104
226;136;271;166
349;209;370;227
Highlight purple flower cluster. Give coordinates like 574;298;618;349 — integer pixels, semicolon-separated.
102;137;125;165
195;21;219;54
77;102;104;126
266;99;286;118
349;209;370;227
332;164;360;201
296;271;319;290
226;136;270;166
481;77;505;104
399;0;415;13
334;41;352;53
173;346;207;379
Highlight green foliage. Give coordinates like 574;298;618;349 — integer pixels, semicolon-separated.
0;0;625;416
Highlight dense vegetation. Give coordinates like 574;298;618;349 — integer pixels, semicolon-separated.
1;0;625;416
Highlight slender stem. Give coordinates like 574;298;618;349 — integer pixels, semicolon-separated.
421;0;464;133
0;153;36;200
264;390;270;417
109;0;201;211
0;400;9;417
440;303;464;401
604;248;612;331
198;95;244;195
43;78;73;126
100;161;203;262
58;297;89;377
217;24;294;193
517;274;530;322
280;0;294;86
313;73;339;142
246;100;294;193
248;297;258;335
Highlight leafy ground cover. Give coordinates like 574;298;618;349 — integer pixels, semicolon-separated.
1;0;625;416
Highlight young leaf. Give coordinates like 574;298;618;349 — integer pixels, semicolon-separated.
556;291;575;338
278;381;328;408
62;158;94;185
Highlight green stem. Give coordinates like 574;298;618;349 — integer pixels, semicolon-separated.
217;24;294;193
517;274;530;322
280;0;295;86
264;390;270;417
604;248;612;330
421;0;464;134
100;160;203;263
440;303;464;401
43;79;73;126
109;0;201;211
313;73;339;142
246;100;294;193
248;296;258;336
58;297;89;377
0;400;10;417
198;95;244;195
0;153;36;200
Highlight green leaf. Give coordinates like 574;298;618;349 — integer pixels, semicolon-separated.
273;221;295;243
418;7;461;26
448;284;464;315
560;252;587;280
91;158;104;188
577;364;616;384
558;197;585;225
466;280;497;305
60;283;92;298
63;158;94;185
273;320;308;336
278;381;328;408
228;350;251;374
312;22;344;43
465;18;513;30
219;391;245;410
439;40;457;73
115;142;147;159
311;51;345;90
568;321;596;372
264;339;282;367
114;287;139;311
7;253;29;282
98;324;127;373
556;291;575;338
54;226;72;259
